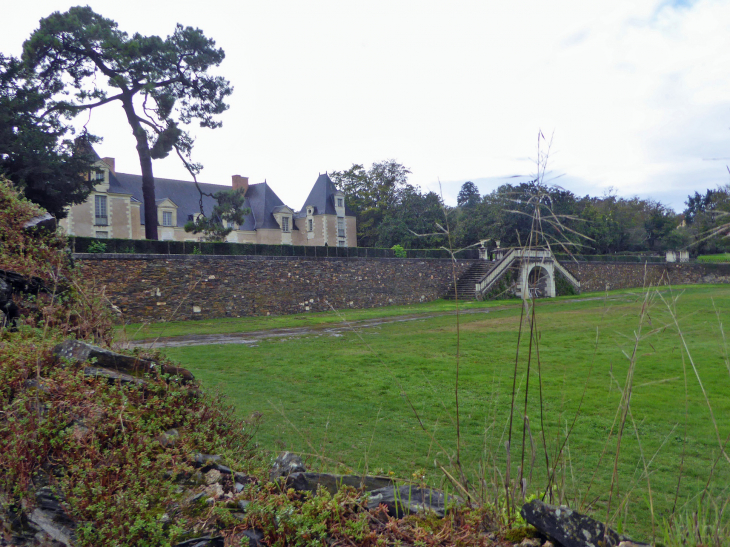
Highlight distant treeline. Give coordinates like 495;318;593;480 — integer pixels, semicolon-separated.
331;161;730;256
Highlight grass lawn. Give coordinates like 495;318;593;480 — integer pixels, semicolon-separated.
161;285;730;540
116;297;513;341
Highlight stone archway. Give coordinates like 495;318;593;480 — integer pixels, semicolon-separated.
527;265;552;298
519;262;556;299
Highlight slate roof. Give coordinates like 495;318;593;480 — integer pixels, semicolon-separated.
297;174;353;218
108;172;290;230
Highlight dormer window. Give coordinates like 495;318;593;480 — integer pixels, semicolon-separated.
156;199;178;227
337;198;343;208
90;170;105;182
281;217;290;232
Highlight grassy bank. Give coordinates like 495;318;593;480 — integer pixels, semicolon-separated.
161;284;730;540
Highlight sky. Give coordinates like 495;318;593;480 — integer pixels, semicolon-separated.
2;0;729;212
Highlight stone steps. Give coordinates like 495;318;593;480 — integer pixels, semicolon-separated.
444;262;495;300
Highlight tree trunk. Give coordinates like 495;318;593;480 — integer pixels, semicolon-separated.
121;96;158;240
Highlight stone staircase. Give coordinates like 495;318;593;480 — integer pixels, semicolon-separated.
444;261;494;300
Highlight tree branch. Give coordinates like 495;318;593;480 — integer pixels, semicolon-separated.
41;93;124;117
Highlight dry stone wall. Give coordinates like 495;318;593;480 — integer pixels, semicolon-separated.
76;254;476;324
562;261;730;293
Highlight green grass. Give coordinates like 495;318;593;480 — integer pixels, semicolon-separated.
116;298;517;341
160;285;730;541
697;253;730;263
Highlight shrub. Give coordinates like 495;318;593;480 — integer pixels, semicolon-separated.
86;239;107;253
391;244;407;258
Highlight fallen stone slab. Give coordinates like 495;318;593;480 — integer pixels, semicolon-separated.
285;472;394;496
366;485;457;518
83;366;145;387
172;536;223;547
521;499;649;547
54;339;194;383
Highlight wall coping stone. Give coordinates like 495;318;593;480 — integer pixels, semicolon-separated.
73;253;476;264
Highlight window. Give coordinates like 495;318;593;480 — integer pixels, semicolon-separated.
95;231;108;238
337;217;345;237
337;240;346;247
337;198;343;208
162;211;173;226
281;216;290;232
90;170;105;182
308;218;313;232
95;195;108;225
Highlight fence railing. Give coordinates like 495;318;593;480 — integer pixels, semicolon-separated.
553;253;667;263
69;236;480;259
475;248;518;295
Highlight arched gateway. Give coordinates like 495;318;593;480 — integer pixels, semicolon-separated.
456;247;580;300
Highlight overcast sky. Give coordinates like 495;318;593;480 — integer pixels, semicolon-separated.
3;0;729;212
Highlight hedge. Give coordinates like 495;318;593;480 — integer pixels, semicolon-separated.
68;236;480;260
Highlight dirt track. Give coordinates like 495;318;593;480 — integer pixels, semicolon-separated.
120;295;621;349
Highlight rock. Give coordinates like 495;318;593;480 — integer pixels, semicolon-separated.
53;339;194;383
83;366;145;387
238;500;251;512
0;277;19;327
173;536;224;547
0;270;46;295
237;528;265;547
285;472;394;495
203;483;224;500
22;213;56;233
519;539;540;547
157;428;180;448
270;451;306;481
193;453;232;475
234;472;256;485
194;453;222;466
366;485;457;518
521;499;649;547
204;469;222;485
188;492;205;504
0;270;45;329
26;487;76;546
22;378;51;394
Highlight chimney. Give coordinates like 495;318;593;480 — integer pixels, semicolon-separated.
232;175;249;193
101;157;115;174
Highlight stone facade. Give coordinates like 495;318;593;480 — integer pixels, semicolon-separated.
60;156;358;247
562;261;730;293
76;255;476;324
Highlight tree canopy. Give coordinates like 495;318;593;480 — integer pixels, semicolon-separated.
330;157;700;255
0;54;96;218
22;6;234;239
456;181;480;207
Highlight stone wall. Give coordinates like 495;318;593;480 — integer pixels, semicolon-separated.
76;254;476;324
561;261;730;293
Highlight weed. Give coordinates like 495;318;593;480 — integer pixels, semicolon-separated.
87;240;107;253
